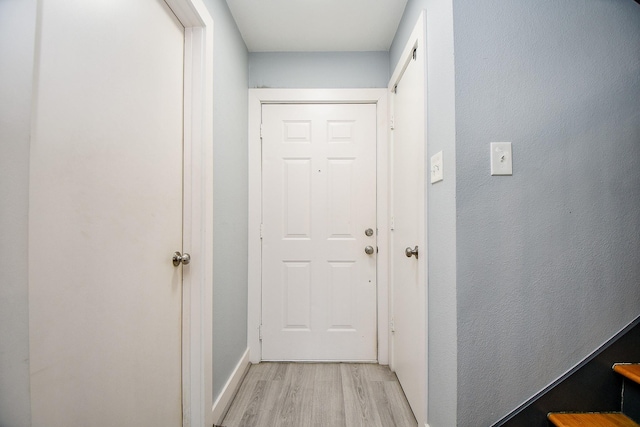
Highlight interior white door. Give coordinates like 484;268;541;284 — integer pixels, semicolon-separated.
392;49;427;425
28;1;184;426
261;104;377;361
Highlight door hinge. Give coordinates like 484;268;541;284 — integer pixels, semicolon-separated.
412;47;417;61
390;216;395;231
259;324;263;340
390;115;395;130
260;223;264;239
390;319;395;333
260;123;264;139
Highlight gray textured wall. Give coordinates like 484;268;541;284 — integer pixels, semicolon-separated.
390;2;458;426
201;0;249;402
249;51;389;88
453;0;640;425
0;1;37;426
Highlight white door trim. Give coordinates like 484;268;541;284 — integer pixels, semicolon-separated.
163;1;214;426
248;88;389;365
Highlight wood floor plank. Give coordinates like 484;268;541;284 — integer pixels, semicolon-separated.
235;379;267;426
221;362;417;427
381;381;418;426
362;362;398;381
369;380;398;427
341;364;384;427
312;364;347;427
273;363;315;427
269;361;289;381
221;375;260;425
238;379;283;427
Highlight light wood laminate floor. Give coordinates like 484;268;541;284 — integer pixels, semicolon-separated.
219;362;417;427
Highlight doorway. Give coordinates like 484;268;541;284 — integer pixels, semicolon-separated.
248;89;389;365
260;103;378;361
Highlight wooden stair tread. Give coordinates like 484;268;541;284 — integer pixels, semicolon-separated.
548;413;639;427
613;364;640;385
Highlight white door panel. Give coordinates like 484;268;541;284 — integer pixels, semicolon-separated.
392;49;427;424
261;104;377;361
29;1;184;425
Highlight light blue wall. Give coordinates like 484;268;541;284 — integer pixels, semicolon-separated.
249;51;389;88
390;1;424;76
390;2;458;426
453;1;640;425
201;0;249;402
0;1;37;426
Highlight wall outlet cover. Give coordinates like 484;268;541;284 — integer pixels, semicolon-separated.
431;151;443;183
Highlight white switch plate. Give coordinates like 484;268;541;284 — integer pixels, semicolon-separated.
490;142;512;176
431;151;443;183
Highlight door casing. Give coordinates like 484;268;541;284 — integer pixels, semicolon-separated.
248;89;389;365
166;1;215;425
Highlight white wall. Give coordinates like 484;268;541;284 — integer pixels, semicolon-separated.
200;0;250;402
249;51;389;88
452;0;640;425
0;1;37;426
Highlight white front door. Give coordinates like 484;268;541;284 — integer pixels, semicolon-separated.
392;47;427;424
261;104;378;361
29;1;184;425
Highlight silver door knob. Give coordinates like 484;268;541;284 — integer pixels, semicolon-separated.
172;251;191;266
365;228;374;237
365;246;375;255
405;246;419;259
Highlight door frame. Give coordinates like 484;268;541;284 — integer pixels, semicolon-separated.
248;89;389;365
160;1;214;425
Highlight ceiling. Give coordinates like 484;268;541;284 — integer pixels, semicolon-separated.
225;0;408;52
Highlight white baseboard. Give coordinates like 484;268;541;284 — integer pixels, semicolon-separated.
211;348;251;425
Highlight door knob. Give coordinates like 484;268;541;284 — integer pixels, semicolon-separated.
365;228;374;237
172;251;191;266
405;246;419;259
365;246;375;255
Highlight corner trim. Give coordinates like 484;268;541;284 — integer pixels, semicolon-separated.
211;348;251;425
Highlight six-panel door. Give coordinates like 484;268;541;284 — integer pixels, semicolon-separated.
261;104;378;361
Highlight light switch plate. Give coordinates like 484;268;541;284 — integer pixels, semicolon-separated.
431;151;443;183
490;142;512;176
